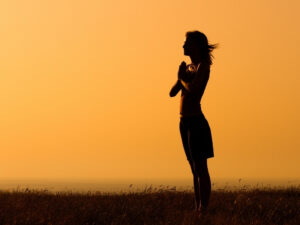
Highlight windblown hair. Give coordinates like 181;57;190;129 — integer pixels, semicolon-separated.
185;31;218;65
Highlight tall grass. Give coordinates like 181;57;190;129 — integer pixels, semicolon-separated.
0;185;299;225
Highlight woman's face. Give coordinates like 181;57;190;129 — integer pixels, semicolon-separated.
183;37;198;56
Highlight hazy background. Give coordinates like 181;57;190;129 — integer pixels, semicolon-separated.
0;0;299;185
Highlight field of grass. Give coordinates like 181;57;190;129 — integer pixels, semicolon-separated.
0;186;299;225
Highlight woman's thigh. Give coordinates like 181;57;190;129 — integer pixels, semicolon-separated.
179;120;193;162
188;117;214;160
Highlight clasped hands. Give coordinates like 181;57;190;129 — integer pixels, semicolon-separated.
169;61;188;97
178;61;194;82
178;61;187;80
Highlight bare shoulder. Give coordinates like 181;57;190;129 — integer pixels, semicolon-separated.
199;61;210;70
196;62;210;77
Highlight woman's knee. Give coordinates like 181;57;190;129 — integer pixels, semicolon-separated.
193;159;208;176
188;160;196;175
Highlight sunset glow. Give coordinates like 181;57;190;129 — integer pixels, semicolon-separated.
0;0;299;181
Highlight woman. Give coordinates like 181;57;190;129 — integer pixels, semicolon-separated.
169;31;217;215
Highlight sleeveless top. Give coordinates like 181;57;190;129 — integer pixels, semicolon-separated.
180;62;210;117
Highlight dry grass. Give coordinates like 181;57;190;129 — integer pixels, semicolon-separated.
0;186;299;225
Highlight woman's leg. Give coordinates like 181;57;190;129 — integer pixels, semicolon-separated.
188;161;200;210
194;159;211;210
179;120;201;210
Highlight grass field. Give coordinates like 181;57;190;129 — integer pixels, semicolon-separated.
0;186;299;225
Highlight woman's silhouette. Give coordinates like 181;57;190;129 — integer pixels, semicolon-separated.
169;31;217;215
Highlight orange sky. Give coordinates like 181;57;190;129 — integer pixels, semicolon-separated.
0;0;299;181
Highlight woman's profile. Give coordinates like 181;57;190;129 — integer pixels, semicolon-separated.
169;31;218;215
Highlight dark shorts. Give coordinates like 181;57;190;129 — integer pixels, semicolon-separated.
179;114;214;161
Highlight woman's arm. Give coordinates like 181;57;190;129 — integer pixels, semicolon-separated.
169;79;182;97
179;63;210;94
169;61;188;97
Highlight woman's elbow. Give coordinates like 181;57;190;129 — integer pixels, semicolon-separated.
169;90;176;97
169;87;180;97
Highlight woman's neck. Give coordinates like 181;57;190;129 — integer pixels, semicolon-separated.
190;55;201;65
